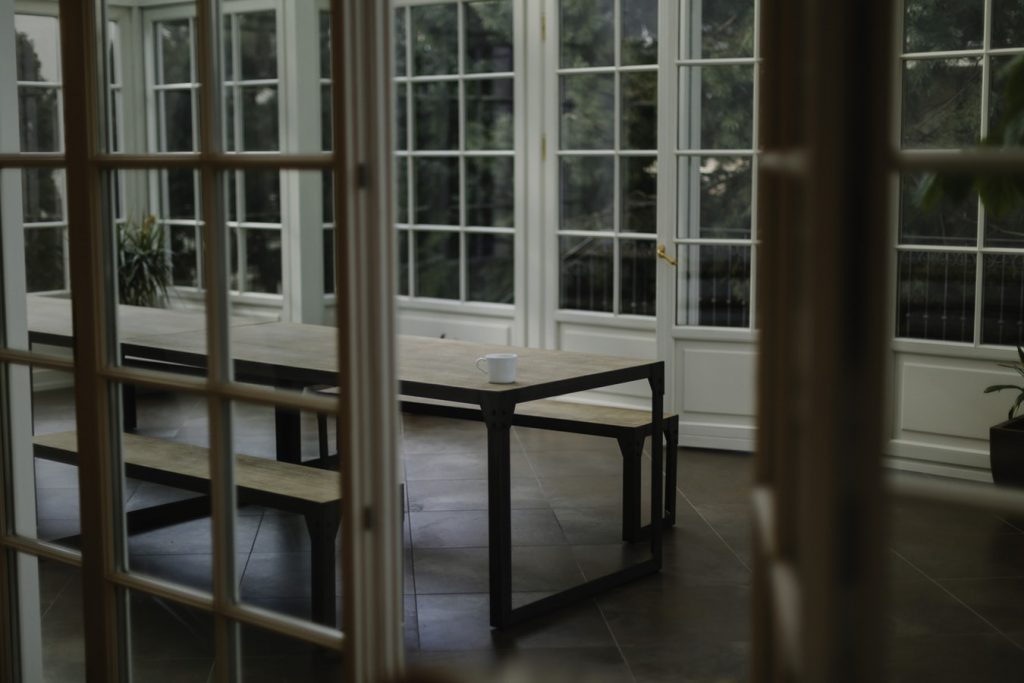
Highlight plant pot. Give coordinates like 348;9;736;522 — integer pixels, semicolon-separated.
990;415;1024;486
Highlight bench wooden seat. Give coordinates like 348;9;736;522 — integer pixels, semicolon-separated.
33;431;341;627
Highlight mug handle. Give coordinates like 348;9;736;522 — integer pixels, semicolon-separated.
475;357;488;374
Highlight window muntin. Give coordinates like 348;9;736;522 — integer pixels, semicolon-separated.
674;0;757;328
896;0;1024;346
557;0;658;317
395;0;516;305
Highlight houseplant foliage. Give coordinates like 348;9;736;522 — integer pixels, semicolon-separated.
118;214;170;307
985;346;1024;486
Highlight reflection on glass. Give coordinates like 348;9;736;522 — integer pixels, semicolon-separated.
244;229;281;293
170;224;199;287
560;235;614;312
466;78;514;150
621;156;657;233
992;0;1024;48
239;620;342;678
395;8;407;76
680;244;751;327
323;169;334;224
322;83;333;151
680;156;752;239
468;233;514;303
695;0;754;59
398;229;410;295
466;0;514;73
17;88;60;152
395;84;407;150
29;559;85;680
412;4;458;75
620;238;656;315
621;71;657;150
989;55;1023;138
415;231;460;299
396;160;409;223
680;66;754;150
561;73;615;150
414;81;459;150
239;11;277;80
165;169;197;221
243;169;281;223
896;250;976;342
161;90;194;152
983;254;1024;347
560;156;614;230
900;173;977;246
621;0;657;65
986;205;1024;249
158;19;192;84
129;590;214;676
324;228;334;294
466;156;514;227
15;14;61;82
22;168;65;223
903;0;983;52
240;86;279;151
414;157;459;225
560;0;614;68
902;58;982;149
25;228;65;292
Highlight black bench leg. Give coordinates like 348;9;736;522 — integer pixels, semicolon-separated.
316;413;329;467
306;507;340;627
618;434;644;543
122;383;137;433
664;420;678;528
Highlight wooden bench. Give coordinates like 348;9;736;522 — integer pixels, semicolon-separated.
33;431;341;627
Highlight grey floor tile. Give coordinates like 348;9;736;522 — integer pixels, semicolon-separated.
526;448;625;479
407;477;549;512
939;577;1024;632
623;640;750;683
886;634;1024;683
410;509;568;548
887;578;997;637
894;531;1024;579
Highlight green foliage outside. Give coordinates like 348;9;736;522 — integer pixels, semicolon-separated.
119;215;171;308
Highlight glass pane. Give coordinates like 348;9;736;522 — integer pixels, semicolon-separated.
239;621;342;679
560;0;614;68
900;173;977;246
989;55;1024;140
679;244;751;327
903;0;984;52
559;235;614;312
230;226;240;290
25;228;65;292
465;0;514;73
902;58;982;149
679;66;754;150
395;84;407;151
18;87;61;152
622;0;658;65
560;73;615;150
22;168;65;223
620;156;657;234
413;81;459;151
992;0;1024;48
414;157;459;225
223;14;234;82
239;11;277;80
165;169;197;220
158;19;192;84
466;156;514;227
560;156;614;230
415;231;460;299
465;78;514;150
170;224;199;287
322;228;335;294
161;90;194;152
895;250;976;342
224;89;236;152
398;229;410;295
395;8;407;76
396;160;408;224
982;253;1024;347
243;229;282;293
323;169;334;224
15;15;61;82
319;11;332;78
128;589;214;680
678;156;753;239
467;233;514;303
621;71;657;150
240;85;279;151
412;4;458;76
244;169;281;223
11;558;86;681
620;238;656;315
986;204;1024;249
695;0;755;59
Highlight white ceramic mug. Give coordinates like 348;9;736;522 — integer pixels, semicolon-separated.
475;353;518;384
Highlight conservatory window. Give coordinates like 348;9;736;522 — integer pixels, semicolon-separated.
394;0;516;304
896;0;1024;346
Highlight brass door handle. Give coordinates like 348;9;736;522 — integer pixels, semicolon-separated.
656;244;677;267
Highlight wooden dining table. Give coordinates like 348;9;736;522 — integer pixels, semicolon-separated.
27;295;666;628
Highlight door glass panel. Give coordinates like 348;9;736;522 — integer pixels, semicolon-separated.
411;4;458;75
560;156;614;231
128;589;214;681
678;65;754;150
465;0;514;73
414;157;460;226
900;173;977;247
895;250;976;342
416;230;461;299
678;244;751;327
902;58;982;149
992;0;1024;47
620;156;657;234
465;78;514;150
982;253;1024;347
560;236;614;312
692;0;755;59
621;71;657;150
619;239;656;315
621;0;658;65
904;0;984;52
467;232;514;303
560;0;614;67
413;81;459;151
466;156;514;227
560;73;615;150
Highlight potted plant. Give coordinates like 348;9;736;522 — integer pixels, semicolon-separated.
118;214;170;308
985;345;1024;486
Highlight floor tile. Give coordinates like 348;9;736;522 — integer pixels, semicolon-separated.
886;634;1024;683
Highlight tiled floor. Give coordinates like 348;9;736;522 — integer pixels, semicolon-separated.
24;387;1024;681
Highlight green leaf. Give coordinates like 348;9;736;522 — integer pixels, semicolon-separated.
984;384;1023;393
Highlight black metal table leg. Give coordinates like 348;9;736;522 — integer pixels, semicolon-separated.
482;396;514;628
275;406;302;464
306;506;340;627
618;433;643;543
648;365;665;566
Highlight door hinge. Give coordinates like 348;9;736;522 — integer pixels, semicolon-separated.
541;135;547;161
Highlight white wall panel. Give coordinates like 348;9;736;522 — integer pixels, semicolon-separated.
898;358;1011;441
679;346;756;417
557;323;655;401
398;310;512;345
